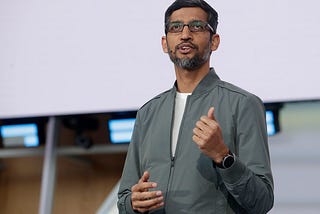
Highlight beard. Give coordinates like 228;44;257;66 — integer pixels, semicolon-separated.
168;42;211;71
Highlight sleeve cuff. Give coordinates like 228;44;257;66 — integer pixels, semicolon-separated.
217;158;248;185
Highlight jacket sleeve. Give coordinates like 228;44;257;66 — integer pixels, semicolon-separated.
218;94;274;213
117;112;143;214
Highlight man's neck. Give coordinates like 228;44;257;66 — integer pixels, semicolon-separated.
174;64;210;93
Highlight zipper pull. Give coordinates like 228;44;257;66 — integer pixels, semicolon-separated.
171;157;175;168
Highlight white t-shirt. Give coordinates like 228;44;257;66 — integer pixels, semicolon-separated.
172;92;191;156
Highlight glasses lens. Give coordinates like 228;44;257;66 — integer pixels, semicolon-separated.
168;22;183;33
189;21;206;32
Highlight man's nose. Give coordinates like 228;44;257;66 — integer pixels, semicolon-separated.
180;25;192;40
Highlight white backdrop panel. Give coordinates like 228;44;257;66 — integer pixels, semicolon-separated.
1;0;319;118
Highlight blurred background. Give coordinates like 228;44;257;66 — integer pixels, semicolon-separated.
1;0;320;213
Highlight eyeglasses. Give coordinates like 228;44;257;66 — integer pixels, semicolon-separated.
167;20;214;33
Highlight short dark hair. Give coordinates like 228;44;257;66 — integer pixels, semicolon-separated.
164;0;218;35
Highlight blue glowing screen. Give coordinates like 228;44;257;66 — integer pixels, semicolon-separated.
266;111;276;136
108;118;135;144
0;123;40;147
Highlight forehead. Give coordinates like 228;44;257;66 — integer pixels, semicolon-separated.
170;7;208;22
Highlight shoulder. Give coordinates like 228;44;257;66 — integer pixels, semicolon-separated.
217;80;263;104
135;88;173;120
140;89;172;109
214;80;265;116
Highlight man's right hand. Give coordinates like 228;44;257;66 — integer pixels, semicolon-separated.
131;171;164;213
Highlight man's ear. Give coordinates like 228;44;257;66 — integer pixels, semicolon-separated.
161;36;169;53
211;34;220;51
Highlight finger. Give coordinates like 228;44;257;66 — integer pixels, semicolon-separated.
131;182;157;193
132;190;162;202
138;171;151;191
139;171;150;183
144;201;164;212
134;200;164;213
207;107;216;121
195;120;216;136
132;191;164;212
199;108;218;127
192;134;205;146
135;201;164;214
193;126;209;140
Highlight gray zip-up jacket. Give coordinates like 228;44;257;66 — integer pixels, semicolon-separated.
118;69;274;214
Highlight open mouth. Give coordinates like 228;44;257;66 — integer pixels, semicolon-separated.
177;43;195;54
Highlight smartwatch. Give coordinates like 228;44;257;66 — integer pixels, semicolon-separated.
216;151;235;169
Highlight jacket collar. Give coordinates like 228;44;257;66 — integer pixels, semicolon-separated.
172;67;221;96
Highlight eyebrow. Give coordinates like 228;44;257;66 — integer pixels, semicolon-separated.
169;19;204;23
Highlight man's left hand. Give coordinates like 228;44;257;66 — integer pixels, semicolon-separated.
192;107;229;163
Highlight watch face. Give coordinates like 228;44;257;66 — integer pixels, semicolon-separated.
223;155;235;168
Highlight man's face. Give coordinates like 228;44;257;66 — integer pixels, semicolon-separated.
162;7;219;71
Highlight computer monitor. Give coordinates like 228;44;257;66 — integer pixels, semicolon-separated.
108;118;135;144
0;118;46;148
266;110;276;136
265;103;282;136
107;111;137;144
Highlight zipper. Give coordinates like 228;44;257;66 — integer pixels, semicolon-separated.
164;156;175;211
164;94;176;210
170;156;175;168
164;94;191;210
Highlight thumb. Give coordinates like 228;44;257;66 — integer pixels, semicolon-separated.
207;107;216;120
140;171;150;183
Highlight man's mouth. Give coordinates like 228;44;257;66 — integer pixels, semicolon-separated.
176;43;195;54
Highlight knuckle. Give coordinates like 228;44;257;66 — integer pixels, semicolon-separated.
207;129;214;135
198;140;205;147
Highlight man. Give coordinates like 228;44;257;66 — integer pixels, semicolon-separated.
118;0;274;213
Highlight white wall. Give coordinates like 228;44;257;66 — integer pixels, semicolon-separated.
1;0;320;118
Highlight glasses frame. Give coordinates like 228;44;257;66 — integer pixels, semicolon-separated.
167;20;214;34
